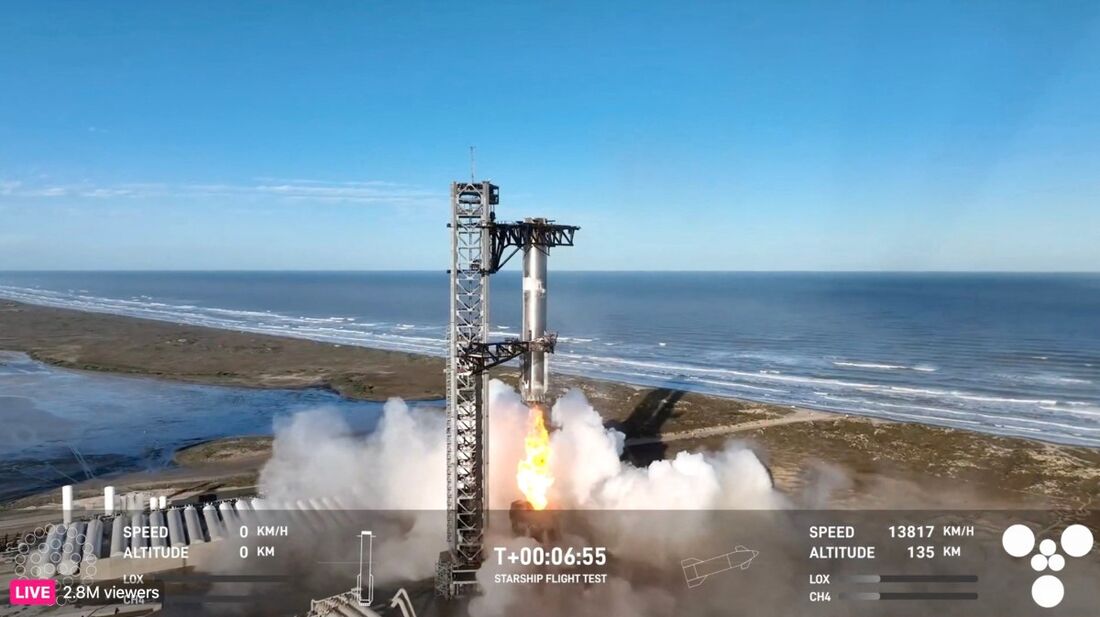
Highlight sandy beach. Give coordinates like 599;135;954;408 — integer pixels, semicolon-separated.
3;298;1099;519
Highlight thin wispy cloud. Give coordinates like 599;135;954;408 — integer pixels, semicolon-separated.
0;177;442;206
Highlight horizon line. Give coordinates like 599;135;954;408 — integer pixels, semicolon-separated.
2;269;1099;275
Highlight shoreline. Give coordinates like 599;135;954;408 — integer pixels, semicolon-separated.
2;290;1096;448
3;298;1100;513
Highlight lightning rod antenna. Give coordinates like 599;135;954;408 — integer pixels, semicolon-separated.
470;146;476;181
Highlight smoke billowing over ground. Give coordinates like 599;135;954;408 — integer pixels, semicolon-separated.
253;380;789;615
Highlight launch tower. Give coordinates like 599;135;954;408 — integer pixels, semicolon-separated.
437;181;577;598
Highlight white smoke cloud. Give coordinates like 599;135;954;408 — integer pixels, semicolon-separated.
254;380;789;612
476;382;784;617
259;398;446;509
485;381;782;512
256;398;449;584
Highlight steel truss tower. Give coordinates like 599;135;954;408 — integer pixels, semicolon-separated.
438;181;578;599
438;181;497;597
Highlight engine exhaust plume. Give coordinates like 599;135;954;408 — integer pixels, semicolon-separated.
516;405;553;510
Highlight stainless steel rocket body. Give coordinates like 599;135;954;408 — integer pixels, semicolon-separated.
521;243;549;404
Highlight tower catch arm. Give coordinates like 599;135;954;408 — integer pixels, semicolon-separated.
483;221;579;274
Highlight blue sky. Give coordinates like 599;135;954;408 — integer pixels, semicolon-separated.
1;2;1098;271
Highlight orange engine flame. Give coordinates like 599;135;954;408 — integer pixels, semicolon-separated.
516;406;553;510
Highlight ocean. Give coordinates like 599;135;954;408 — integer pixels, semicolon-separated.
1;271;1098;447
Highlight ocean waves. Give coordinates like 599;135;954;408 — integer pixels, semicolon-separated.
2;275;1099;448
0;283;448;356
832;360;937;372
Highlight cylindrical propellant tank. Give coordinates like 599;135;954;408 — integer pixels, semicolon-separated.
129;513;148;549
104;486;115;515
167;508;186;548
248;497;269;527
319;496;354;527
521;237;549;406
219;501;240;537
110;515;127;557
203;504;224;540
61;485;73;525
184;505;205;543
290;499;311;532
234;498;254;527
149;510;167;548
84;517;104;561
306;497;335;530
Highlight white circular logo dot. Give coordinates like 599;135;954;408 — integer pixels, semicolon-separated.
1031;554;1048;571
1048;554;1065;572
1060;524;1093;558
1032;574;1064;608
1003;524;1035;557
1039;539;1057;556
